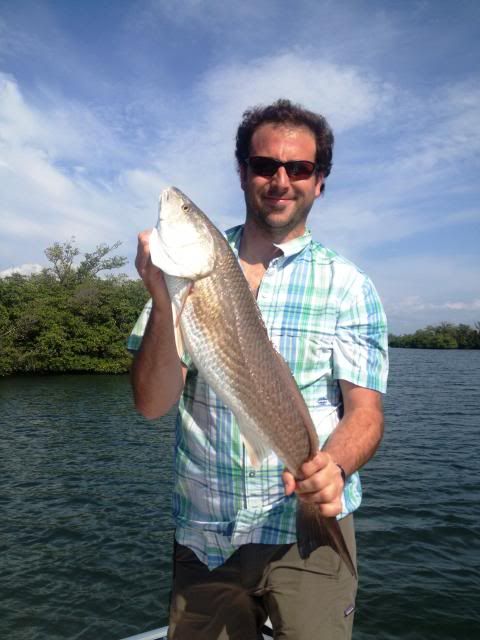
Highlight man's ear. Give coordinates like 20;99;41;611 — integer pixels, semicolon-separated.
315;174;324;198
239;164;247;191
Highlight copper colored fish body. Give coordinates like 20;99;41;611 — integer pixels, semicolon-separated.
149;186;356;577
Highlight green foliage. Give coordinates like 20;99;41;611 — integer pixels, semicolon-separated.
389;322;480;349
43;237;128;285
44;239;80;285
0;240;149;376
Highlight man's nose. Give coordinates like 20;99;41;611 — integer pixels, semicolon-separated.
270;166;290;189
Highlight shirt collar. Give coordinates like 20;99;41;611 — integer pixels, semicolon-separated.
273;228;312;257
227;225;312;259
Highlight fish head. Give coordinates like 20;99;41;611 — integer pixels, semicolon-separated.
149;187;216;279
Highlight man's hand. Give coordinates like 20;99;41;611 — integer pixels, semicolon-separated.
131;230;186;419
283;452;344;518
135;230;170;308
282;382;384;518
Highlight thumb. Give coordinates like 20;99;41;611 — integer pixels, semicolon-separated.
282;469;296;496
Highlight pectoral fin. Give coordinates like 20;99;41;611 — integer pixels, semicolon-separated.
237;416;272;468
175;282;194;327
171;301;185;360
170;281;194;360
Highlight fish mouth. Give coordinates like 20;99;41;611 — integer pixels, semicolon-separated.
158;187;181;222
160;187;186;207
160;187;173;206
158;188;169;219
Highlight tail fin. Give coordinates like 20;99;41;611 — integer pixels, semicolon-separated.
296;501;357;578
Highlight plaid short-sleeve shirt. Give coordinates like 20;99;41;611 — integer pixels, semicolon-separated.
128;225;388;569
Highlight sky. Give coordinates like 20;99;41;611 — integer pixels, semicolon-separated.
0;0;479;333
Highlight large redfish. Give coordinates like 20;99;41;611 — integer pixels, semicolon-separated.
149;186;356;577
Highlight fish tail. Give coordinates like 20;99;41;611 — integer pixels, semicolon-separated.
296;501;357;578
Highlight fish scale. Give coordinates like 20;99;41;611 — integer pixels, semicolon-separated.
179;242;314;473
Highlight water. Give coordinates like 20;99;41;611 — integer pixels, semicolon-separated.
354;349;480;639
1;349;479;639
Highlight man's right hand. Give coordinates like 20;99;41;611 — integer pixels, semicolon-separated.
135;230;170;308
131;230;186;419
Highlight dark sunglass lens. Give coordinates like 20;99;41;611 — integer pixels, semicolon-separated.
249;157;278;176
285;161;315;179
248;157;316;179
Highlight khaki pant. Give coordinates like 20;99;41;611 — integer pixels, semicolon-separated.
168;515;357;640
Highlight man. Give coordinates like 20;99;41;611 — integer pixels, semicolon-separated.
129;99;388;639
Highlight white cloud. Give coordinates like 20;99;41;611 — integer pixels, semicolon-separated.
0;54;399;282
315;197;480;261
1;74;88;161
368;254;480;332
390;78;480;179
390;296;480;313
386;297;480;333
0;72;137;170
444;300;480;311
376;254;479;302
301;76;480;258
123;53;394;227
198;54;393;134
0;72;150;273
0;263;43;278
1;26;479;334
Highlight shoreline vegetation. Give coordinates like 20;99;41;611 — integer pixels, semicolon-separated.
0;240;149;377
1;240;479;377
388;322;480;350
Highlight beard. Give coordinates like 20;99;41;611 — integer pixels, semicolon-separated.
244;194;313;239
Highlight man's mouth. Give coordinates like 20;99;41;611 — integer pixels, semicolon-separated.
264;198;293;210
264;194;293;203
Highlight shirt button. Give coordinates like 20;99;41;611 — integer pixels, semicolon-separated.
249;471;256;478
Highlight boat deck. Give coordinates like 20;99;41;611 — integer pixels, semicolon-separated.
120;620;274;639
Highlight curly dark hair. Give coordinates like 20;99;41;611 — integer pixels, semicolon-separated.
235;99;334;180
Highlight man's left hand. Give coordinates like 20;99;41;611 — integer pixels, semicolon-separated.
282;452;344;518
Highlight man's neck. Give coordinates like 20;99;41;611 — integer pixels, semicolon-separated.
239;219;305;268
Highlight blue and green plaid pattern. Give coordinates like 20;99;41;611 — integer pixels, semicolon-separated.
128;226;388;569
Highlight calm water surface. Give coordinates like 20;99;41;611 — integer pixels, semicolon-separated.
1;349;479;639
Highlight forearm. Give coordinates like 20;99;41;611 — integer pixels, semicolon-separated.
323;403;384;477
131;303;185;419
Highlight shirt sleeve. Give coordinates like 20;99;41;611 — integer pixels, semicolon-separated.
126;299;152;353
332;274;388;393
126;298;194;369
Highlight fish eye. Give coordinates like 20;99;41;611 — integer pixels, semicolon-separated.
181;204;189;212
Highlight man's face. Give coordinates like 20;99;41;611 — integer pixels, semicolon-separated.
240;123;323;241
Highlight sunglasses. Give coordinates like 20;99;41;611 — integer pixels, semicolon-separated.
246;156;318;180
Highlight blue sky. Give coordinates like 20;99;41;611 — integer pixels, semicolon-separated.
0;0;479;332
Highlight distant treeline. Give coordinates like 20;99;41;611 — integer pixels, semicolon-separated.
0;240;149;376
389;322;480;349
2;241;479;377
